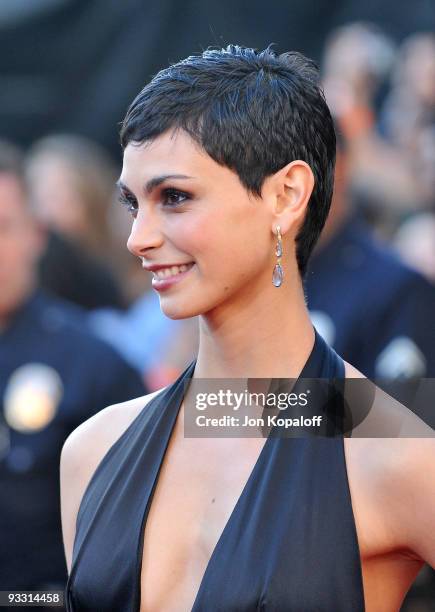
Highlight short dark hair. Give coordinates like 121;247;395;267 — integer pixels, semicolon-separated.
120;45;336;277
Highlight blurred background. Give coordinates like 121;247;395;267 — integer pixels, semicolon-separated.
0;0;434;609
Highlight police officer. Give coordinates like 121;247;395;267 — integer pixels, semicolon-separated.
306;212;435;379
0;141;147;597
305;131;435;428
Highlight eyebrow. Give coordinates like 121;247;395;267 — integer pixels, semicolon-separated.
116;174;195;196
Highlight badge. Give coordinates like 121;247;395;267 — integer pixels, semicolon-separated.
4;364;63;433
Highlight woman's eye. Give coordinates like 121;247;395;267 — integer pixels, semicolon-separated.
118;193;138;218
118;187;189;217
162;188;189;207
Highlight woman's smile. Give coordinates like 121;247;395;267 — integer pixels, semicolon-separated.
151;262;196;291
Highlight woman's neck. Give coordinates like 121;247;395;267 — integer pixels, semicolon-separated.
195;272;315;379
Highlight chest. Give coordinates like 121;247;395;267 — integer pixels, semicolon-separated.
139;429;267;611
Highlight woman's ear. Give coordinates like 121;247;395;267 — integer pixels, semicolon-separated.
263;160;315;235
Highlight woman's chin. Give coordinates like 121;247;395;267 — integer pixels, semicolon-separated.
158;297;202;320
157;283;230;320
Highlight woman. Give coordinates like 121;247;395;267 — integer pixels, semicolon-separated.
25;134;126;309
25;134;117;261
60;45;435;611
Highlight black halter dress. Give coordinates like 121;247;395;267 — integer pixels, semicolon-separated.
66;328;365;611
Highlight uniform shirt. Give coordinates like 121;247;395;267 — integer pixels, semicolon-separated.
305;215;435;382
0;290;146;591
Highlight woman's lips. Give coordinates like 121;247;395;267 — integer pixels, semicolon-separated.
151;262;195;291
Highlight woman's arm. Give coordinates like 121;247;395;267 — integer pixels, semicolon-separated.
387;437;435;569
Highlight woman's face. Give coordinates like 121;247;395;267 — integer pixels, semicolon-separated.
26;154;88;240
119;129;274;319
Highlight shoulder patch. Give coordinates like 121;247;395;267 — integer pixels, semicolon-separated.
375;337;426;379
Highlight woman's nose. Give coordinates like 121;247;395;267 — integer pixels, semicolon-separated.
126;210;164;258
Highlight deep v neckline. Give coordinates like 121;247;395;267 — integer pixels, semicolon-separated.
135;329;320;612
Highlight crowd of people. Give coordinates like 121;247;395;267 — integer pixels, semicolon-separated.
0;21;434;610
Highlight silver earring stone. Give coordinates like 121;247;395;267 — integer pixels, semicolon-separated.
272;225;283;287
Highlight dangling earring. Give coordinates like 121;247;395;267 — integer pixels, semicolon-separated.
272;225;283;287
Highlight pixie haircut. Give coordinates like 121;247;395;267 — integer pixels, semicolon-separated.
120;45;336;278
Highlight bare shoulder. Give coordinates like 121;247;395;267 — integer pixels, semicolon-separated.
61;387;166;471
59;386;168;574
342;360;435;566
343;359;434;470
343;359;433;437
